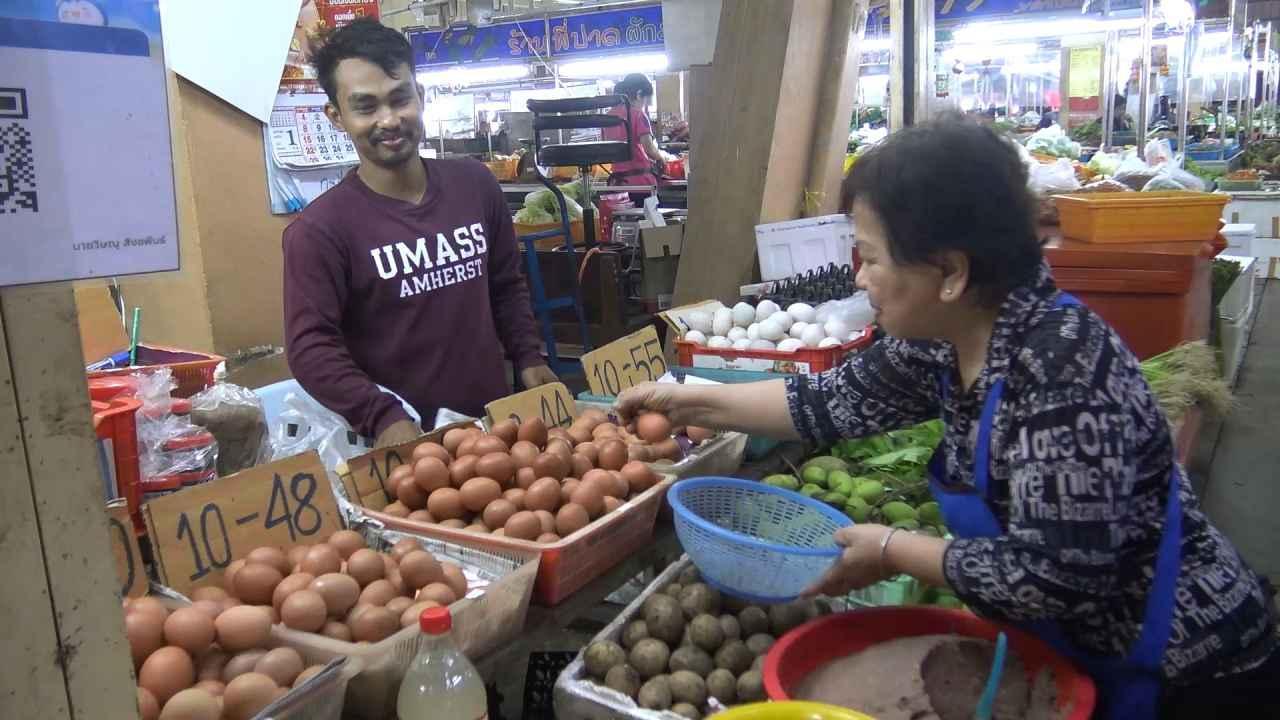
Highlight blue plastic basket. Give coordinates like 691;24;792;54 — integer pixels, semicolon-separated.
668;477;853;603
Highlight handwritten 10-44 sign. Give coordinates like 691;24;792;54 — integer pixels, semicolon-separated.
580;325;667;398
485;381;576;429
143;451;343;593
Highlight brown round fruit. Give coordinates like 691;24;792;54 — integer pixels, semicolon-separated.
254;647;304;687
426;488;466;520
396;477;430;510
556;504;591;536
139;646;194;705
358;579;400;607
570;453;593;478
441;562;468;598
163;607;216;657
481;498;519;530
651;437;682;461
300;544;342;576
271;572;315;611
603;496;623;513
400;600;440;628
321;621;352;642
560;479;579;505
327;530;366;559
408;509;435;523
515;466;538;489
536;532;561;543
413;457;451;493
636;412;673;443
215;606;272;652
459;476;502;513
533;509;557;535
621;461;658;495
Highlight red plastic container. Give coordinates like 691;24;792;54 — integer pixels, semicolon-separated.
92;396;143;532
88;344;223;398
763;606;1095;720
676;326;875;374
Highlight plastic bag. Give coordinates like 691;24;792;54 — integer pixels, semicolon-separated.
813;293;875;336
1028;158;1081;194
191;381;271;476
1113;151;1160;190
1076;177;1134;193
1144;138;1174;166
1141;165;1205;192
1025;125;1082;159
131;368;220;484
1087;150;1121;176
270;391;370;471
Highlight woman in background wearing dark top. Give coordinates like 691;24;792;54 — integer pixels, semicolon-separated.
603;73;673;188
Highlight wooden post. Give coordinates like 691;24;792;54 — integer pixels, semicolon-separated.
0;283;138;720
805;0;868;217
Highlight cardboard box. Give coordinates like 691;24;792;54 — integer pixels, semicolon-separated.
639;224;684;306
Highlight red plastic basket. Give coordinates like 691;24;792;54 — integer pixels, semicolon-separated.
763;606;1095;720
676;326;875;374
88;344;223;398
92;396;144;532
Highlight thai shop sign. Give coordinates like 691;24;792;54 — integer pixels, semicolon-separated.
546;4;664;57
409;19;549;67
868;0;1107;27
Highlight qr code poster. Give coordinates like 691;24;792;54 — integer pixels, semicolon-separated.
0;14;178;287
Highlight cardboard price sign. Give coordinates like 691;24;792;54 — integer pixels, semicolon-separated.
485;381;575;429
336;420;474;510
581;325;667;397
143;452;342;592
107;500;146;598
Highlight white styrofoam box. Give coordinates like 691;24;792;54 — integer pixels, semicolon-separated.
1217;256;1256;325
1222;192;1280;237
1254;237;1280;279
1221;223;1256;256
755;214;855;281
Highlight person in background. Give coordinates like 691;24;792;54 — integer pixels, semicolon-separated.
282;19;556;448
604;73;674;187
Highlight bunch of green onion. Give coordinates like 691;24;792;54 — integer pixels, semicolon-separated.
1139;342;1233;426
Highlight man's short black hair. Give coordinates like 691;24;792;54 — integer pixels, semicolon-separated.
615;73;653;99
841;114;1042;306
313;18;414;106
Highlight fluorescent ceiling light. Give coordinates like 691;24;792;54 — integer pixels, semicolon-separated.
417;64;531;87
557;52;668;78
861;36;892;51
951;16;1143;44
945;42;1038;62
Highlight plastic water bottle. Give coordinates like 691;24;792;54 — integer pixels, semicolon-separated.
397;607;488;720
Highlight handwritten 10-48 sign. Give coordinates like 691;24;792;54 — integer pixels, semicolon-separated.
143;452;342;593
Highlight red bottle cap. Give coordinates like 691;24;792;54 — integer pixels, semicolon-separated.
419;606;452;634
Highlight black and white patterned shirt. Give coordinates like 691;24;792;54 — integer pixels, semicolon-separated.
786;264;1276;683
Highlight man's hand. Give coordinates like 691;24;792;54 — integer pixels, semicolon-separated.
520;364;558;390
375;419;421;449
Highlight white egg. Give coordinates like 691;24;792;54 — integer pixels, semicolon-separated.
686;310;713;335
775;338;805;352
712;308;734;337
770;311;794;332
749;339;777;351
788;322;808;339
706;300;726;311
731;338;753;350
755;300;780;323
707;335;733;349
727;326;748;341
818;336;842;348
846;330;864;342
731;302;756;328
801;324;826;348
787;303;816;323
824;318;851;341
757;318;787;341
746;323;761;340
684;330;708;345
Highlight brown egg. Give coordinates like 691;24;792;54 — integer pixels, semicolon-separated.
195;649;229;682
504;511;541;541
417;582;457;606
441;427;471;455
396;478;429;510
222;649;267;683
254;647;304;687
285;545;309;570
193;679;225;697
320;621;352;642
387;568;408;596
567;422;593;445
426;488;465;520
261;605;281;625
398;551;444;590
139;646;194;705
387;464;412;496
439;518;468;529
345;549;385;587
597;439;628;471
636;412;672;442
653;437;682;461
407;509;435;523
580;408;608;426
189;600;221;621
412;457;450;494
627;444;653;463
620;462;655;495
556;504;591;537
137;687;160;720
592;422;620;439
246;546;291;576
386;596;414;617
359;579;399;607
515;466;538;489
309;572;360;617
222;559;247;596
570;482;605;518
126;608;165;668
271;572;315;611
546;438;574;462
344;603;371;626
536;532;561;543
580;469;616;496
190;586;228;604
280;589;327;632
490;418;519;446
473;435;510;456
531;453;567;481
386;538;415;561
523;477;561;513
412;441;452;466
602;496;623;514
574;441;599;465
480;499;518;530
158;688;220;720
215;605;272;652
570;453;594;478
350;606;399;642
293;665;326;689
163;607;216;657
532;509;556;535
299;544;341;576
382;501;410;518
517;416;548;447
449;455;478;487
459;476;502;513
509;440;540;469
455;435;479;458
560;479;579;505
399;600;441;627
233;563;283;606
547;427;573;446
502;488;527;509
222;672;277;720
475;452;515;487
441;562;469;599
464;522;489;534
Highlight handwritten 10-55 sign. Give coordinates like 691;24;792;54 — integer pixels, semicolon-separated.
580;325;667;398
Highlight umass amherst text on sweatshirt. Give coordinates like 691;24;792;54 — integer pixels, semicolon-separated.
283;158;543;438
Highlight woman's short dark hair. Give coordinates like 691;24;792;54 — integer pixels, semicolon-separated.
841;115;1042;306
615;73;653;99
314;18;414;106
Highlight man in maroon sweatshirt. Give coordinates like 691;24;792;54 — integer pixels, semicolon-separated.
283;19;556;448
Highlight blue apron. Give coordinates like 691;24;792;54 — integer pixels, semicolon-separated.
927;292;1183;720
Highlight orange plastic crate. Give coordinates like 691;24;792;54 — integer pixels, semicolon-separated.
92;396;144;531
88;344;223;398
676;326;876;374
1052;191;1229;244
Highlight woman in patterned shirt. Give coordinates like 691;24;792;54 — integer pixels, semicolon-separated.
617;117;1278;719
